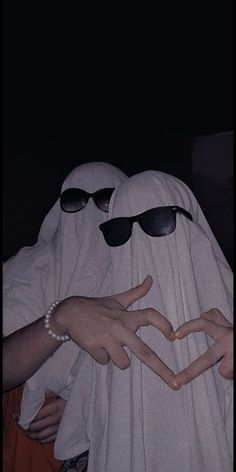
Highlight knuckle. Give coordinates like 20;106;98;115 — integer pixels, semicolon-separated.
175;373;185;385
32;431;43;440
110;319;123;335
218;364;227;377
85;338;96;350
225;327;233;338
165;374;174;385
166;329;176;341
144;308;165;327
147;308;157;317
48;404;57;415
40;438;54;444
101;357;110;365
218;363;233;379
143;308;153;319
118;359;130;370
163;323;173;338
198;318;207;330
205;308;219;318
210;308;219;315
139;347;152;360
97;355;109;365
55;402;61;413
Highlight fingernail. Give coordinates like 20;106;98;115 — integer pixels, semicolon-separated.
173;380;181;390
168;331;175;341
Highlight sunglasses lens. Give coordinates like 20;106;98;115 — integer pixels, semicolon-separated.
100;218;131;246
101;206;191;246
140;207;176;236
93;188;114;212
60;189;89;213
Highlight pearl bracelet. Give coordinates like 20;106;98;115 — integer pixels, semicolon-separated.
44;300;70;342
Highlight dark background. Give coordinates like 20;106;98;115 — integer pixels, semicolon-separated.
3;1;234;266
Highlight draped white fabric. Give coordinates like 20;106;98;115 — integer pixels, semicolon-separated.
54;171;233;472
3;162;127;429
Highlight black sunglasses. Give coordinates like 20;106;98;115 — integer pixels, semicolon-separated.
60;187;115;213
99;205;192;247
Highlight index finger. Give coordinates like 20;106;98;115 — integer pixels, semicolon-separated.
111;275;153;309
128;308;174;339
175;318;222;342
121;330;180;390
175;342;223;386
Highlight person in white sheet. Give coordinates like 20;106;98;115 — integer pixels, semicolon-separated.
3;163;179;454
3;161;129;447
54;170;233;472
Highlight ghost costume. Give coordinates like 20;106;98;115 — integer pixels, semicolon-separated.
54;171;233;472
3;161;127;430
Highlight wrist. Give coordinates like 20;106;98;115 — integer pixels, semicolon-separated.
51;296;78;335
45;301;70;342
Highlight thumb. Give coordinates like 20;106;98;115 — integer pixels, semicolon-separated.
200;309;232;328
111;275;153;309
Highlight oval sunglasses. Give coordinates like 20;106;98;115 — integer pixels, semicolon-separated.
60;187;115;213
99;205;193;247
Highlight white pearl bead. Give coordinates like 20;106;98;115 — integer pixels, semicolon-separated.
45;301;70;343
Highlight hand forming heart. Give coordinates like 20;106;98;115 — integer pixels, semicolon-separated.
172;308;233;388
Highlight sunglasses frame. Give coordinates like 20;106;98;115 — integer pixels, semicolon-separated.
60;187;115;213
99;205;193;246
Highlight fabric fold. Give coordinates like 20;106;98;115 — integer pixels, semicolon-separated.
54;170;233;472
3;162;127;432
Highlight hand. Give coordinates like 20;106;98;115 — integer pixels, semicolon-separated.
25;394;66;443
174;308;233;386
53;276;179;390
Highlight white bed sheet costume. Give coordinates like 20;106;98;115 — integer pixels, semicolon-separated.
54;170;233;472
3;167;233;472
3;161;127;435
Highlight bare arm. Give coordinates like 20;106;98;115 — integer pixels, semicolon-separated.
3;317;63;392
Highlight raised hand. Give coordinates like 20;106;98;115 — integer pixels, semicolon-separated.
53;276;179;390
173;308;233;387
